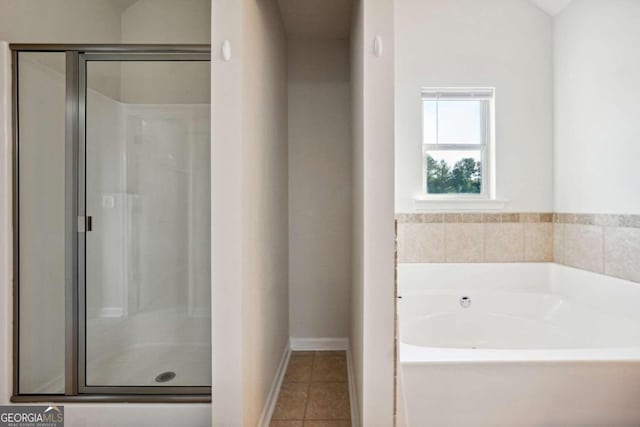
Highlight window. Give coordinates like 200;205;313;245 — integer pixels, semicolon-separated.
422;88;494;198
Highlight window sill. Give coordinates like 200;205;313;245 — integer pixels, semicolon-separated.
413;197;508;212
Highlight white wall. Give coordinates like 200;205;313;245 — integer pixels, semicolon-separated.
212;0;289;425
395;0;554;213
288;38;352;340
554;0;640;214
351;0;396;424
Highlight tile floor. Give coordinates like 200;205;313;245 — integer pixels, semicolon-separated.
270;351;351;426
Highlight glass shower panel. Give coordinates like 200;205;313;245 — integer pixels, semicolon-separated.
84;60;211;387
17;52;67;394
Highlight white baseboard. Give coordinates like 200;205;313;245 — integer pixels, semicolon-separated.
289;337;349;351
259;339;292;427
347;346;360;427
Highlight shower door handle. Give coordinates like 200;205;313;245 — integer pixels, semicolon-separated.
78;216;93;232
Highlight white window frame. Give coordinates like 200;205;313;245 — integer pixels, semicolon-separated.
421;87;495;200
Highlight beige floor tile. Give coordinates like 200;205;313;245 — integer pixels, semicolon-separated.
272;383;309;420
284;355;313;383
305;382;351;420
311;355;347;382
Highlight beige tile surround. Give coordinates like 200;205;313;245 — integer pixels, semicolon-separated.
397;212;640;284
397;213;554;264
554;213;640;283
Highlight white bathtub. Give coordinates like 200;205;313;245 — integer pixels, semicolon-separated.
398;263;640;427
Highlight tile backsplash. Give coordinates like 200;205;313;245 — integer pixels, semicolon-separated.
554;213;640;283
397;212;640;284
396;213;554;264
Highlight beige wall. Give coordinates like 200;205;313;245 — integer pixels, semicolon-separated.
241;0;289;424
0;0;124;99
0;0;122;43
212;0;289;425
121;0;211;44
350;0;365;421
120;0;211;104
211;0;244;423
288;38;352;340
0;0;211;102
351;0;395;424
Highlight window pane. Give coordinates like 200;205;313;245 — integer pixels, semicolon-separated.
426;150;482;194
436;100;483;145
422;100;437;144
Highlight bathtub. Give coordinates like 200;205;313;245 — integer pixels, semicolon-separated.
398;263;640;427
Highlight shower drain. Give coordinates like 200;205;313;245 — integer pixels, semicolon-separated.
155;371;176;383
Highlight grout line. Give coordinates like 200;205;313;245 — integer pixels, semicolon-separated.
301;352;315;420
600;225;607;274
482;222;486;262
443;222;448;262
600;224;605;273
562;222;566;265
521;222;525;262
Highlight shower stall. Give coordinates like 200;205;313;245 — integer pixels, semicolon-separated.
11;45;211;401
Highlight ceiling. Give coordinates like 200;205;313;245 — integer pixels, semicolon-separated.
528;0;573;16
276;0;354;39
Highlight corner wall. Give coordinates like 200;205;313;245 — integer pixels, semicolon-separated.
288;38;352;340
553;0;640;284
351;0;395;424
211;0;289;425
241;0;289;424
554;0;640;214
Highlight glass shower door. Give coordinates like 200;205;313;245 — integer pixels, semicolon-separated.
80;55;211;393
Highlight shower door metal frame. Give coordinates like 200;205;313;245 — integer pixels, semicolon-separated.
11;44;211;403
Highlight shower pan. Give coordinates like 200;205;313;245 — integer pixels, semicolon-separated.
11;45;211;402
